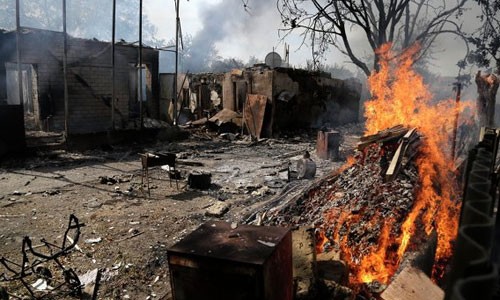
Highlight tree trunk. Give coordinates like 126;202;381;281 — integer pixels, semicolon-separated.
475;71;500;127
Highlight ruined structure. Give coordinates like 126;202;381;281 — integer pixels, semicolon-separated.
171;66;362;137
0;28;159;136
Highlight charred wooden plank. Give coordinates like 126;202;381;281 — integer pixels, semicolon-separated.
357;125;408;150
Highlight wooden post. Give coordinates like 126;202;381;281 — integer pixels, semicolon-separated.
62;0;69;138
451;82;461;161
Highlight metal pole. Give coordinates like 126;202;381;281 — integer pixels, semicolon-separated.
139;0;143;130
173;0;179;125
451;82;462;161
15;0;24;111
63;0;69;138
111;0;116;130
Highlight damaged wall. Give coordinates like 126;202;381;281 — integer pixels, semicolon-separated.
272;68;361;132
0;28;159;134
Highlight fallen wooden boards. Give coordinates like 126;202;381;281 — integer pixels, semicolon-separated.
385;128;419;181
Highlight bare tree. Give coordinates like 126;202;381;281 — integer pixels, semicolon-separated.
468;0;500;73
475;71;499;126
276;0;467;75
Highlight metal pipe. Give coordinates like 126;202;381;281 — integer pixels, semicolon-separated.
62;0;69;138
139;0;143;130
111;0;116;130
15;0;24;111
173;0;180;125
451;82;462;161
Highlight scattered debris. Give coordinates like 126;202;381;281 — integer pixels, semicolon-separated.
143;117;171;129
205;202;230;217
99;176;117;184
208;108;243;127
116;231;144;242
98;175;130;185
78;268;101;299
84;237;102;244
42;189;61;197
31;278;53;291
0;214;84;299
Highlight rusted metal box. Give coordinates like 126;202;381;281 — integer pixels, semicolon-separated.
167;221;293;300
317;129;340;160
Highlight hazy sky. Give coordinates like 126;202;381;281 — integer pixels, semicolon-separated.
145;0;323;69
144;0;477;76
0;0;481;76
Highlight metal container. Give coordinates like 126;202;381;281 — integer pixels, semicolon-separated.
317;129;340;160
167;221;293;300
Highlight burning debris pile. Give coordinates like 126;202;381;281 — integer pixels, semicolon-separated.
262;125;430;293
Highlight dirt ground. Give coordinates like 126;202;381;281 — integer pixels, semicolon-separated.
0;124;362;299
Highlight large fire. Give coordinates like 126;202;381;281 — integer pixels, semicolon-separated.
322;43;472;286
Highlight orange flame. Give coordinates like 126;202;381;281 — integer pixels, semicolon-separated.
364;43;468;281
356;220;396;284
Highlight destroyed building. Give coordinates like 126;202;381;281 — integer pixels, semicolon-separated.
0;28;159;147
168;66;362;137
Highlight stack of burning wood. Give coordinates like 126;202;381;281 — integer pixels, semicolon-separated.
260;125;433;298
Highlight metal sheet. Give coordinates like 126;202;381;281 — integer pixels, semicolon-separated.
244;94;267;139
